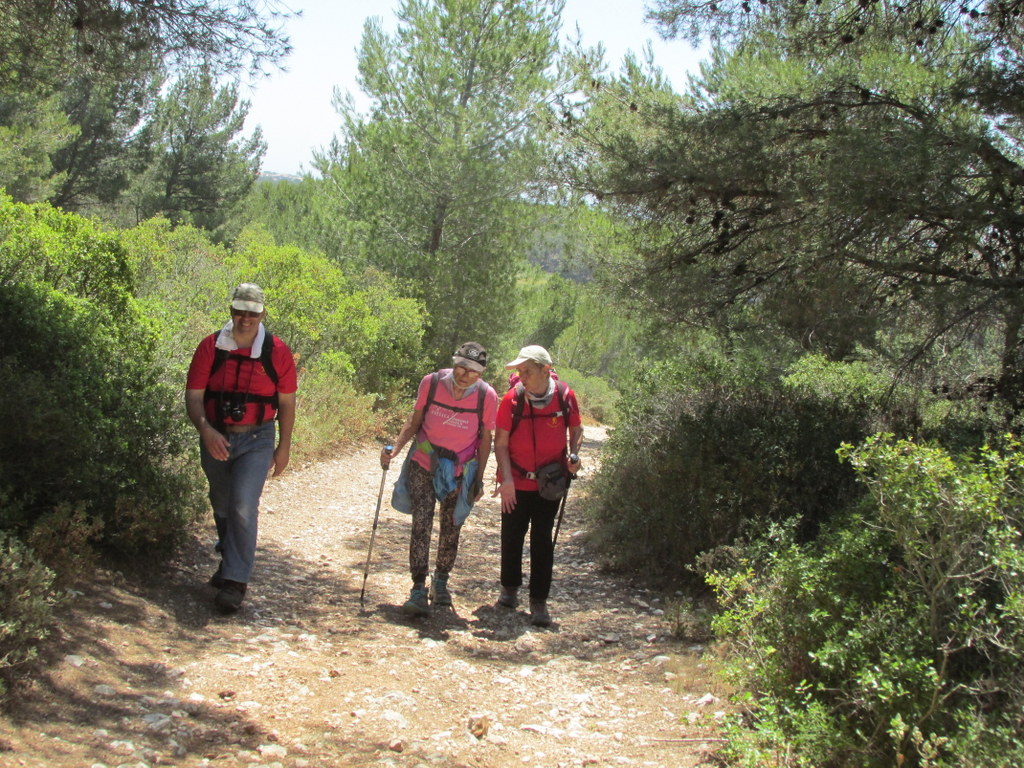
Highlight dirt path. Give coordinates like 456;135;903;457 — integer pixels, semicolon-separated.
1;426;728;768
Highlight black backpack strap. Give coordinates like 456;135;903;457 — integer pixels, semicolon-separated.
260;333;279;387
510;383;526;434
510;380;569;434
209;331;227;378
476;385;486;439
204;329;281;425
425;371;440;411
413;372;441;447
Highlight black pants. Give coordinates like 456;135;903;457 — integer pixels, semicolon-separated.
500;489;559;601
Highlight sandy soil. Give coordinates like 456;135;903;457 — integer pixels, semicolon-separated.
0;425;730;768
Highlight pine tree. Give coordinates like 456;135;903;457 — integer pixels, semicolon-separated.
316;0;565;357
126;67;265;239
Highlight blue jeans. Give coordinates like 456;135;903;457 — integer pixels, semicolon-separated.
200;422;276;584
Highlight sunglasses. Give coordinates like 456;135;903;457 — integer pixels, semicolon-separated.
231;308;262;318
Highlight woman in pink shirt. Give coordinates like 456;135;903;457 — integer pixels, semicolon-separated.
381;341;498;617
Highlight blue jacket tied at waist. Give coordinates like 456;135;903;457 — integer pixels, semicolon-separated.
390;446;480;526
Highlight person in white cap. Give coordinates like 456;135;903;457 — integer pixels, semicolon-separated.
382;341;499;617
185;282;297;613
493;345;583;627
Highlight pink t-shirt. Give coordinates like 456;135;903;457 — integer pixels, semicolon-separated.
411;369;498;472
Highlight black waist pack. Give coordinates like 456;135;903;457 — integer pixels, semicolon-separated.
536;462;568;501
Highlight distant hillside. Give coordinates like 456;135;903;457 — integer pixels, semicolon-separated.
259;172;303;184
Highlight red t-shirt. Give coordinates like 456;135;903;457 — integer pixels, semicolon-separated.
496;382;581;491
186;333;298;426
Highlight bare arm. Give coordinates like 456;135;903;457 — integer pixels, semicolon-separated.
271;391;296;476
568;424;584;474
185;388;229;461
381;408;425;468
493;428;516;513
473;428;493;502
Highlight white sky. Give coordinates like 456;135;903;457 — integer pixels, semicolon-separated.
241;0;706;174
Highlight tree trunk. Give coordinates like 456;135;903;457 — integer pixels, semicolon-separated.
999;300;1024;416
428;200;447;254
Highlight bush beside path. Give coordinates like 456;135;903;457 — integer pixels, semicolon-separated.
0;426;727;768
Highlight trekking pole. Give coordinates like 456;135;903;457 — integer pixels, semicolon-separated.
360;445;392;606
551;473;575;547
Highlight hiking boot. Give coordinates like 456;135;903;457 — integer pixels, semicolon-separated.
402;586;430;617
431;573;452;606
497;586;518;609
209;564;227;589
215;580;247;613
530;600;551;627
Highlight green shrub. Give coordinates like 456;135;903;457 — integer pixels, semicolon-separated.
120;217;235;370
350;265;429;394
0;192;134;324
0;530;59;700
546;364;619;426
0;280;206;556
228;226;428;392
26;504;103;584
586;352;900;584
708;435;1024;767
293;354;392;458
0;198;206;560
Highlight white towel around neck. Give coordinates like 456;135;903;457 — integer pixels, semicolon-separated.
215;320;266;358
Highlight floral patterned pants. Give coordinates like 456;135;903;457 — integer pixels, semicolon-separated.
407;461;462;585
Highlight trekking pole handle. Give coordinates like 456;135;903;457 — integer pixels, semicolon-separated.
380;444;393;469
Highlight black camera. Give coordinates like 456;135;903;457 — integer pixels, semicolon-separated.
220;395;247;422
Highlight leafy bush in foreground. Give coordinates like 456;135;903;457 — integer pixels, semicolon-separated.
709;435;1024;767
0;531;59;700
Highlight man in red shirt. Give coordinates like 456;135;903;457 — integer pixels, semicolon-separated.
493;345;583;626
185;283;297;613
